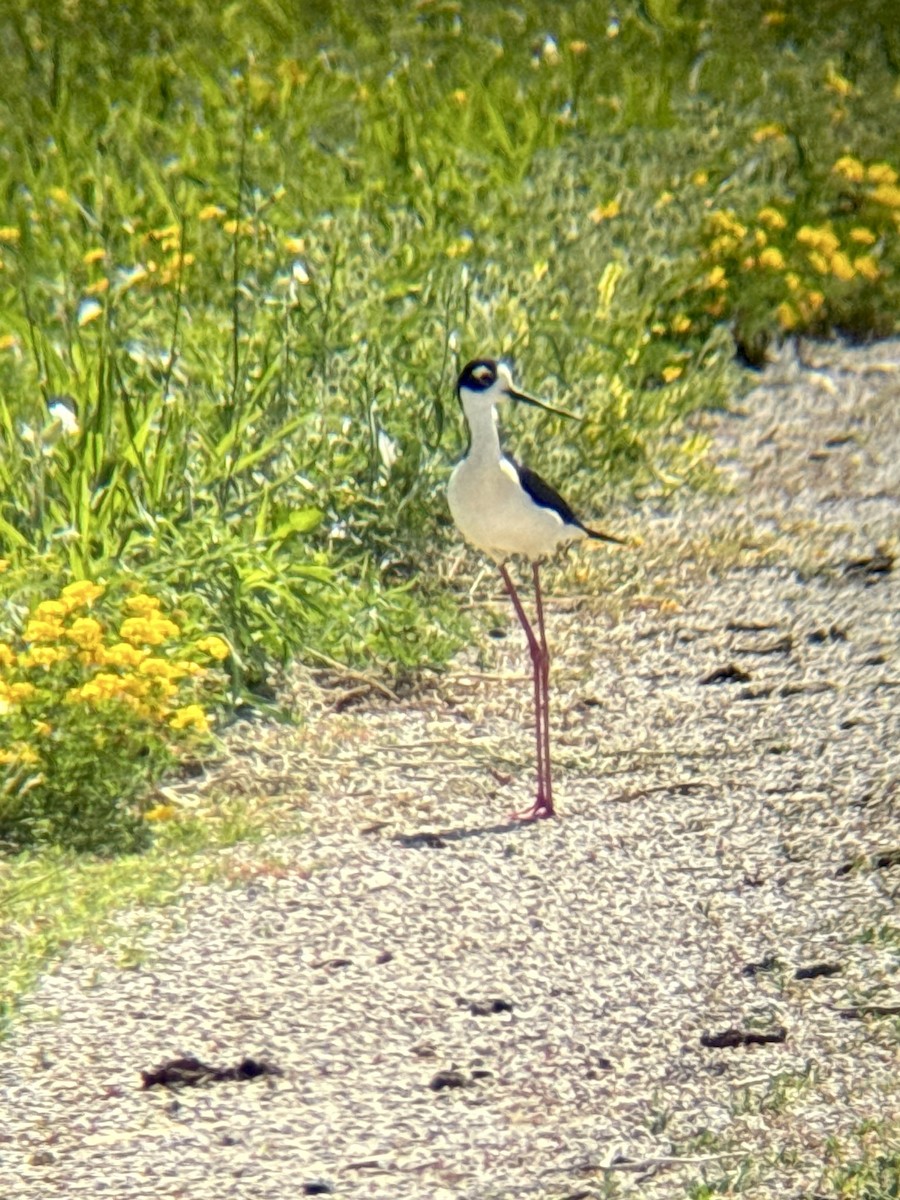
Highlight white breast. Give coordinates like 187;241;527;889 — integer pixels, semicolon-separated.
448;456;585;562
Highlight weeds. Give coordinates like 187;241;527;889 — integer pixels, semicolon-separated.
0;579;227;851
0;0;898;853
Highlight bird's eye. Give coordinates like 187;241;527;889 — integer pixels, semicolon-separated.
472;365;494;385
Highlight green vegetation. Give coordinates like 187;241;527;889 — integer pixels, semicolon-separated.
1;580;229;851
0;791;299;1036
816;1122;900;1199
0;0;897;856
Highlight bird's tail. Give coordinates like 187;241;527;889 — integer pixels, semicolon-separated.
585;525;630;546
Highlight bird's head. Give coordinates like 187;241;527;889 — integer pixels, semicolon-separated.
456;359;577;421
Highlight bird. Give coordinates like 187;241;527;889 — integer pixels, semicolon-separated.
447;358;625;821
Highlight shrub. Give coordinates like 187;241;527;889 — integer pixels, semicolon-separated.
0;575;229;852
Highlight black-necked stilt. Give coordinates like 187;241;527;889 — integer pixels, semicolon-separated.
448;358;625;821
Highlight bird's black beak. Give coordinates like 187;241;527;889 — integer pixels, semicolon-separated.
507;387;579;420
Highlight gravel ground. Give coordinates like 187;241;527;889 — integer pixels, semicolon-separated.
1;340;898;1199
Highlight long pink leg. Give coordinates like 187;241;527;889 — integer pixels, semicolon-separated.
532;562;554;815
498;563;554;820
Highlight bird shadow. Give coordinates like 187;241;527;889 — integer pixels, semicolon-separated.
392;819;534;849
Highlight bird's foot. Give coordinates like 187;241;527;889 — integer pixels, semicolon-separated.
509;796;555;822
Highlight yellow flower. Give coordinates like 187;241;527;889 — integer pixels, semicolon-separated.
670;314;692;334
0;227;21;243
144;803;178;822
806;250;830;274
824;65;853;97
102;642;149;669
757;206;787;230
796;224;839;255
849;226;876;245
762;10;786;25
0;742;39;766
870;183;900;208
0;559;10;572
198;204;226;221
661;365;683;383
85;278;110;297
124;593;162;615
66;616;104;649
194;635;230;660
568;40;589;55
223;218;255;237
283;235;305;255
705;265;728;289
830;251;855;281
77;299;103;327
752;123;785;143
169;704;210;733
832;155;865;183
60;580;105;611
708;210;747;239
0;642;14;668
866;162;898;185
691;170;709;187
803;290;825;313
758;247;786;270
450;89;467;106
784;272;801;292
18;645;71;669
138;657;187;680
71;673;135;704
776;301;798;330
589;199;621;223
34;599;68;620
24;618;65;643
82;248;107;265
709;234;741;257
854;255;880;281
118;264;149;291
445;234;473;258
119;615;180;646
3;681;36;703
33;720;52;737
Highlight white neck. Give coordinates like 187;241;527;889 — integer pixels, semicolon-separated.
461;396;502;465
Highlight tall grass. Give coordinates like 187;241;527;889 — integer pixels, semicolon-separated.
0;0;897;847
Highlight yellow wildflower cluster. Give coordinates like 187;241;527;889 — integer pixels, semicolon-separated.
831;155;900;216
757;206;787;231
751;123;786;144
1;581;230;798
588;199;621;224
795;223;876;283
699;164;891;336
705;209;747;258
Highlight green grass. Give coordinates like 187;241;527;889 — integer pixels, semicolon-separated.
1;1;897;679
0;788;305;1036
0;0;898;1014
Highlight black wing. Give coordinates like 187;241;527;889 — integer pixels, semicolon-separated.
511;456;627;545
510;456;584;528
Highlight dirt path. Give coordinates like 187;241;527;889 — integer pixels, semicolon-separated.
1;341;898;1199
